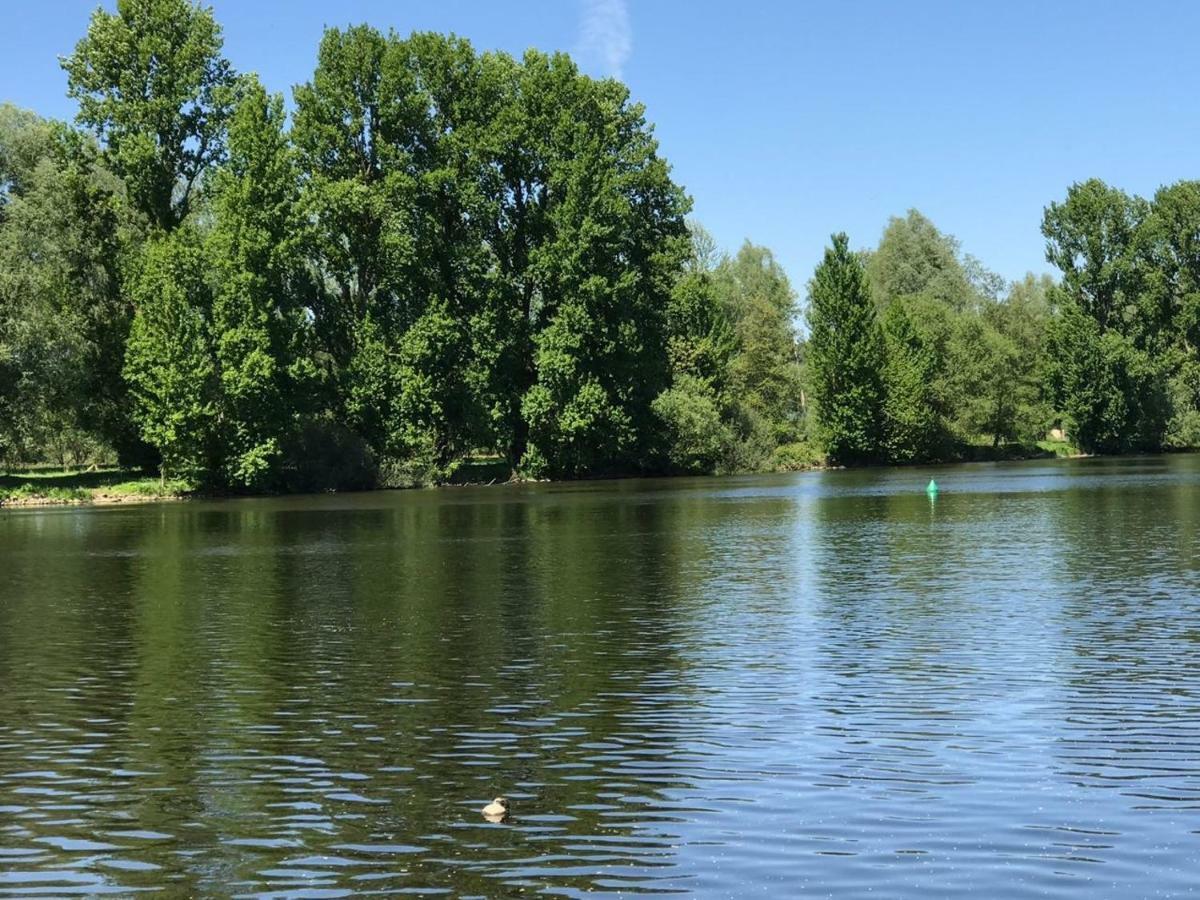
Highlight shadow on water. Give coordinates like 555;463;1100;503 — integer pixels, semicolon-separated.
0;456;1199;896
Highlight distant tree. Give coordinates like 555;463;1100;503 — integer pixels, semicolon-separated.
881;298;942;460
986;274;1055;442
683;220;723;274
1042;179;1150;339
62;0;237;231
867;210;976;310
807;233;886;464
655;257;738;473
712;242;803;442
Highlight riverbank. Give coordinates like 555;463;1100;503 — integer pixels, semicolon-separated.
0;439;1087;509
0;471;187;508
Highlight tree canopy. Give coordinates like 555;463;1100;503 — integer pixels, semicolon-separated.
3;1;1200;486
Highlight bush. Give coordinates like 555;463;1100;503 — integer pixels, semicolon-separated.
652;375;734;474
771;441;826;471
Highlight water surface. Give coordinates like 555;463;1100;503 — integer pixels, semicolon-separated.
1;457;1199;896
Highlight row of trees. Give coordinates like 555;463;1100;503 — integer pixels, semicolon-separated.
807;185;1200;465
3;0;1199;487
807;212;1054;464
0;0;809;488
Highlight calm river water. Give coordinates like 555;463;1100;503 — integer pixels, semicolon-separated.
1;457;1199;897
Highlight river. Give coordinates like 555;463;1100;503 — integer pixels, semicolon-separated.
0;456;1198;896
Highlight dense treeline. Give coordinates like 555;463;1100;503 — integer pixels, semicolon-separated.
0;0;810;488
807;185;1200;464
2;1;1199;490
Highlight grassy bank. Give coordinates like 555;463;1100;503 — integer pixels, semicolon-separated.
0;468;190;507
0;441;1090;510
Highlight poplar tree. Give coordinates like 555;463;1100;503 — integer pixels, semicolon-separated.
123;231;216;482
208;77;313;489
62;0;236;232
806;233;886;464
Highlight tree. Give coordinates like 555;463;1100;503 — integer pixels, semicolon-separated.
294;28;494;480
652;374;733;473
123;231;216;481
654;231;741;474
1043;289;1166;454
881;298;942;461
62;0;237;232
1145;181;1200;349
1042;180;1173;452
867;210;976;310
712;242;803;443
208;77;315;489
489;53;691;477
1042;179;1150;339
0;105;139;465
807;233;886;464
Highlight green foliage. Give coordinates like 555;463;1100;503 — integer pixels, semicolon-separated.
123;231;217;481
881;298;942;461
0;105;140;467
770;441;826;472
806;233;887;465
13;1;1200;496
712;243;803;441
1040;179;1194;452
1043;291;1168;454
1042;179;1150;339
208;76;313;489
867;210;978;310
62;0;237;231
652;374;734;474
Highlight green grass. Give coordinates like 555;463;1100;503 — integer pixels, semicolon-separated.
0;468;192;506
1036;439;1083;458
98;477;191;498
0;484;89;503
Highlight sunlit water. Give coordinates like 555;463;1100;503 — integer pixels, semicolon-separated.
1;457;1198;897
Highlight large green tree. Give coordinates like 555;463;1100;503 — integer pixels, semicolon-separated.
1042;179;1151;339
494;53;690;477
208;77;316;489
0;105;137;466
123;230;217;481
63;0;237;232
1042;180;1169;450
807;233;886;464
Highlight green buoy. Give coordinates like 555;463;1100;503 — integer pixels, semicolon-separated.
926;478;939;497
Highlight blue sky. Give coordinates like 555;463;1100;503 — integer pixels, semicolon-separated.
5;1;1199;292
